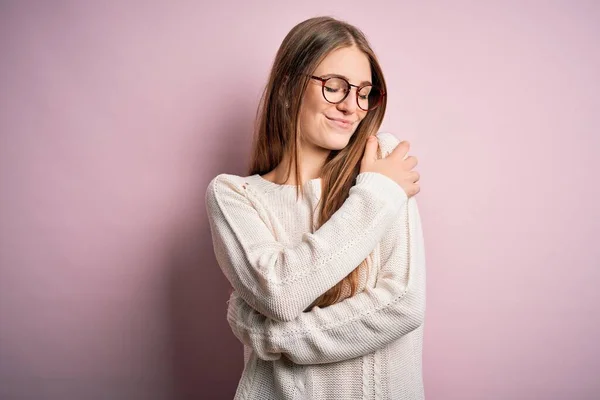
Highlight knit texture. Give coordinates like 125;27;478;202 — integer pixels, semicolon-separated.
205;132;426;399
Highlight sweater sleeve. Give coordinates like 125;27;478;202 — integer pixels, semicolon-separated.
224;132;426;364
225;195;426;364
205;168;407;322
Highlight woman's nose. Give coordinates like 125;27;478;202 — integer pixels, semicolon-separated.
336;89;358;113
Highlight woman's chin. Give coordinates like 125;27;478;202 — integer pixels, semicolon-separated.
323;135;352;151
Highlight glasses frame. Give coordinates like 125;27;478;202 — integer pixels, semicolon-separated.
309;75;386;111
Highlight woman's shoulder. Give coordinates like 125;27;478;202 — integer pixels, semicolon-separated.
376;132;402;158
207;172;249;187
205;173;255;204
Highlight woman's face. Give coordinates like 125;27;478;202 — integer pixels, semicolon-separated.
298;45;371;153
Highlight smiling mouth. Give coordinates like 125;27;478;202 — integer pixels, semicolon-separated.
326;116;355;130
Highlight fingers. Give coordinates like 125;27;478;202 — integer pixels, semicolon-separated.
411;170;420;183
405;155;418;169
362;136;378;165
389;140;410;160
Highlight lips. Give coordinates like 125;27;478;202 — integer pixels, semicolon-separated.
326;116;355;130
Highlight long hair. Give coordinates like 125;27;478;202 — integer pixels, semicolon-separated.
248;16;387;308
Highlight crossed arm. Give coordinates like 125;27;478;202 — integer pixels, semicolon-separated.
206;168;407;322
226;196;426;365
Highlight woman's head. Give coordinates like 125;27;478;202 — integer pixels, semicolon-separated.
249;16;387;307
299;45;378;152
250;16;387;182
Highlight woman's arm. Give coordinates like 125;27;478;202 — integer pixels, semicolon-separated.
205;166;407;322
226;195;426;365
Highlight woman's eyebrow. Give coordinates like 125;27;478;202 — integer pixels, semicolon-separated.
321;73;372;86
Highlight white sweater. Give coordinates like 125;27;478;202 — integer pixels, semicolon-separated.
205;132;426;399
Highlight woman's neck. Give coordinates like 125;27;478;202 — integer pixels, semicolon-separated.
262;144;329;185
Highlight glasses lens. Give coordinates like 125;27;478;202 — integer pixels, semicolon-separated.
358;85;383;111
323;77;349;103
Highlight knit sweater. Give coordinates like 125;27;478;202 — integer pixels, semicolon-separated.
205;132;426;399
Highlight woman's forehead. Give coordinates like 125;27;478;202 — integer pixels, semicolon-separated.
313;46;372;83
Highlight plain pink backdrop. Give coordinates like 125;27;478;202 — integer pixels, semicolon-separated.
1;1;599;399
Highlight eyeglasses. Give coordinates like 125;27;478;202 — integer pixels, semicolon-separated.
309;75;385;111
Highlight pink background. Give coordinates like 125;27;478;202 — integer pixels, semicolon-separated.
1;1;599;399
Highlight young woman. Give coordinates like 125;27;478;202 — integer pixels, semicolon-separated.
206;16;426;400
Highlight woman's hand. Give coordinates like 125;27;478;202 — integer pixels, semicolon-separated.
360;136;420;198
